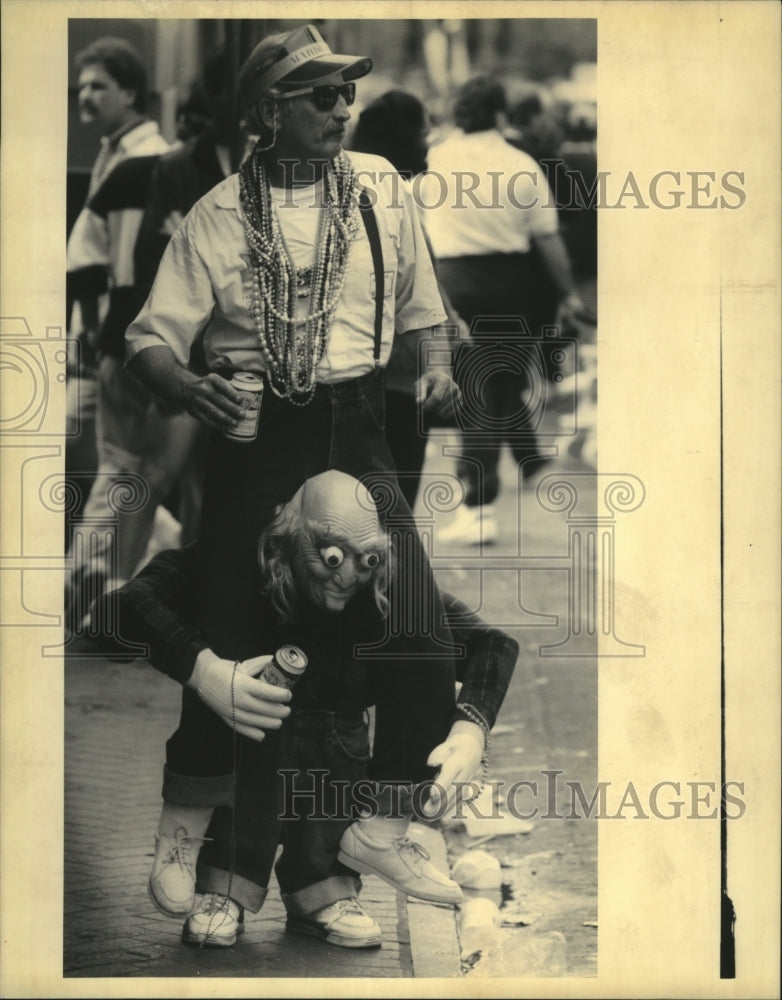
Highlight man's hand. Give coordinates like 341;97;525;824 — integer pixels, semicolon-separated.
187;649;292;741
422;720;484;817
178;372;252;432
126;346;253;433
414;370;461;421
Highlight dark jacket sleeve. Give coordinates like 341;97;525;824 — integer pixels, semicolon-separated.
91;545;205;684
133;155;180;291
443;591;519;730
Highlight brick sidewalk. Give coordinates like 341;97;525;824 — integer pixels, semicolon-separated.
64;655;462;980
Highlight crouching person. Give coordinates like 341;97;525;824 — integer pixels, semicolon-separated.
93;470;518;949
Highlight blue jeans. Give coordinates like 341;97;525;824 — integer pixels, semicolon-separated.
164;370;457;907
197;709;369;913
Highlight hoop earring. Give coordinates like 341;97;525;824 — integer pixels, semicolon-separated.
256;109;279;153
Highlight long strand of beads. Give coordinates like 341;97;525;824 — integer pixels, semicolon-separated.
239;146;362;402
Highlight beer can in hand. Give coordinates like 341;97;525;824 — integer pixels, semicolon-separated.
225;372;263;441
260;645;308;690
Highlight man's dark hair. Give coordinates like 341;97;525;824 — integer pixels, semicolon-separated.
508;93;545;130
75;36;148;112
351;90;429;177
453;75;507;134
176;45;230;140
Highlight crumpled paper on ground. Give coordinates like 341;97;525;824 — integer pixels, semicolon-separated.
443;784;535;841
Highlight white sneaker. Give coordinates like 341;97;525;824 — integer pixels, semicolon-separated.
338;825;463;905
182;893;244;948
148;826;209;918
437;504;498;546
286;897;382;949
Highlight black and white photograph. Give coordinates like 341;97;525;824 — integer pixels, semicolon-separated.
0;2;779;998
59;13;598;979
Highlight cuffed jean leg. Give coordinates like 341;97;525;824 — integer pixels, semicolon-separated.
281;875;360;918
275;712;370;904
194;727;292;912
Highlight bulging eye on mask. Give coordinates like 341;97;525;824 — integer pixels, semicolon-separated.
315;537;386;573
257;470;393;621
321;545;344;568
293;528;391;615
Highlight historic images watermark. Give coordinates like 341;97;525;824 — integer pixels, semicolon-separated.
277;770;748;823
268;162;748;211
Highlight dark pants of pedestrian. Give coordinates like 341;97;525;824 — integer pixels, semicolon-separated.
438;252;546;507
163;369;457;911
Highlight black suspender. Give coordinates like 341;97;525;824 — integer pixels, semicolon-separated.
358;189;384;368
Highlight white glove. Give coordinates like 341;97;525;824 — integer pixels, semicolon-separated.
422;720;485;817
186;650;292;741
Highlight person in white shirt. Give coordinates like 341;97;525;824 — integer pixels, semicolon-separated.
67;36;172;335
420;75;585;545
65;37;173;629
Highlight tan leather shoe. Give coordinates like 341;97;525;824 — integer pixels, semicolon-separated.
286;897;382;948
338;825;463;905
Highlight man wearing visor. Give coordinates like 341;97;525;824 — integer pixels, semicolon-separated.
123;25;470;947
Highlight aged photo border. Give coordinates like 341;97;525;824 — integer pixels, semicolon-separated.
1;1;780;997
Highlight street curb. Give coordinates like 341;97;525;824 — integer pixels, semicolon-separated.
405;823;463;978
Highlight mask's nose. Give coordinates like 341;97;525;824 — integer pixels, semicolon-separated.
332;557;359;590
333;554;373;591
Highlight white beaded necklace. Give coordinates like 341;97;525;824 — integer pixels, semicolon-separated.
239;146;361;404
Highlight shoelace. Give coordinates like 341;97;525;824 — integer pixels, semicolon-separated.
333;897;364;916
317;896;367;931
397;837;431;862
194;893;238;950
164;829;212;873
196;893;236;917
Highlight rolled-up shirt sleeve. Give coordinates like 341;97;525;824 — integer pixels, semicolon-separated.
125;212;216;366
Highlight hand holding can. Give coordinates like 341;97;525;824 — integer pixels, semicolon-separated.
259;645;308;690
225;372;264;441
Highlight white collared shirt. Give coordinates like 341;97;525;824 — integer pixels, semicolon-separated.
419;128;559;259
125;152;447;384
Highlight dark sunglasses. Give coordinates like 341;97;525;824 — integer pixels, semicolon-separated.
277;82;357;112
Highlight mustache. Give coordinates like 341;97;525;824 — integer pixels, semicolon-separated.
80;101;97;114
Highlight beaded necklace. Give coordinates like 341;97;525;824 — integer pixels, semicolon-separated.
239;146;361;404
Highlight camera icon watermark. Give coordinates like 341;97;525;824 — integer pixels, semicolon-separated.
0;317;67;437
418;316;580;442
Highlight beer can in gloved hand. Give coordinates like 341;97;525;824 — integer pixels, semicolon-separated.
260;645;308;690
